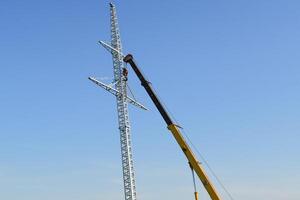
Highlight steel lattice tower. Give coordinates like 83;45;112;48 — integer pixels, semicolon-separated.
109;3;137;200
89;3;146;200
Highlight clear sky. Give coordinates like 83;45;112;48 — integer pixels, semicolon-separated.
1;0;299;200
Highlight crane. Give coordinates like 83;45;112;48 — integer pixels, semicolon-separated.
123;54;222;200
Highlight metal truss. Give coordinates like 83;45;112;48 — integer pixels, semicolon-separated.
89;3;144;200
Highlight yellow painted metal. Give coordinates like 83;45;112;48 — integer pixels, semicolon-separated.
194;192;199;200
168;124;221;200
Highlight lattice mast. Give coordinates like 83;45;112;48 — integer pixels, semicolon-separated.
109;3;137;200
89;3;145;200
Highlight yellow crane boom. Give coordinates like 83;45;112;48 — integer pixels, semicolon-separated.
123;54;221;200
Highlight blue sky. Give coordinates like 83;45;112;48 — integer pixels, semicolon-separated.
1;0;300;200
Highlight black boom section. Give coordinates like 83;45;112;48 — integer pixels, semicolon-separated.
123;54;174;126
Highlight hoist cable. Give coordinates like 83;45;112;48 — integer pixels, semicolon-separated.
182;129;235;200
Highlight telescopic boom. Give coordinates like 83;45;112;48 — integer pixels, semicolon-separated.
123;54;221;200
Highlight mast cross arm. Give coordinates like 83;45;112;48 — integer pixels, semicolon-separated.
98;41;124;57
88;77;147;111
